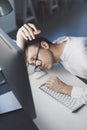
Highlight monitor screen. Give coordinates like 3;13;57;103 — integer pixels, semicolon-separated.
0;28;36;119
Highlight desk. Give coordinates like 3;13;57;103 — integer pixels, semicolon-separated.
0;71;38;130
0;109;38;130
29;64;87;130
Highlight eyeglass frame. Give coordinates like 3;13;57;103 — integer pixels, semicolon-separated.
34;43;41;72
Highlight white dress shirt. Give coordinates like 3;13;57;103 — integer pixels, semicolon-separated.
57;36;87;103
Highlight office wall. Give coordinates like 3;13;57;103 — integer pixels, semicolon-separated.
0;0;17;33
14;0;37;22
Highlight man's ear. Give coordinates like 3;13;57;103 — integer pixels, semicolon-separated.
41;41;49;49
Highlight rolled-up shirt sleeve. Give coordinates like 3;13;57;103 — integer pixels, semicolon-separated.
71;86;87;104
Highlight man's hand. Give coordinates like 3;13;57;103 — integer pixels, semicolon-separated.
46;76;72;96
16;23;41;49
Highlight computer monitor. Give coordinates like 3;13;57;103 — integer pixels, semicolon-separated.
0;28;36;119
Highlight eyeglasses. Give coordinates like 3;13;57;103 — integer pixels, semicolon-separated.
34;43;41;72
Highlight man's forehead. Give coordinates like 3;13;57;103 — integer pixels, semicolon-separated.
27;46;38;55
28;45;37;51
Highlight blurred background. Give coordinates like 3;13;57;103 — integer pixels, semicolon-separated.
0;1;87;129
0;0;87;42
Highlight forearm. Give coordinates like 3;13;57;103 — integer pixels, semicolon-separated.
61;84;73;96
52;82;73;96
16;32;25;49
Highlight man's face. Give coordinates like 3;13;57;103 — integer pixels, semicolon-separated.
26;44;54;70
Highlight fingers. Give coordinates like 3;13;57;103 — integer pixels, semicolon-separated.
28;23;41;34
21;25;34;40
19;23;41;41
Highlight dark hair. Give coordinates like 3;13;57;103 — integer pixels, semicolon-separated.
24;36;52;54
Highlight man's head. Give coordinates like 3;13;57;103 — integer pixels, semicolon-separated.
24;36;55;70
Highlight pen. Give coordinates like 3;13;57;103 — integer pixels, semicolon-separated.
40;83;46;88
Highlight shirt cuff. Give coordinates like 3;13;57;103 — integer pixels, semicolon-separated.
71;86;85;98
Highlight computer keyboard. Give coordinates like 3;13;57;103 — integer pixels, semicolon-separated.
39;84;85;113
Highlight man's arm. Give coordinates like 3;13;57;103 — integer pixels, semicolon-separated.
16;23;41;49
46;76;73;96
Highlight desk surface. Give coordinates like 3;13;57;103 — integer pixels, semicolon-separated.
29;64;87;130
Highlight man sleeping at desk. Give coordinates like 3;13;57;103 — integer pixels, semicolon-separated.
16;23;87;103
